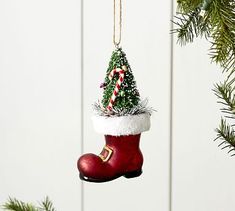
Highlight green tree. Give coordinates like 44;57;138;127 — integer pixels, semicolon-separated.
101;48;140;111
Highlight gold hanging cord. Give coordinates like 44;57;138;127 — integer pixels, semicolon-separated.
113;0;122;47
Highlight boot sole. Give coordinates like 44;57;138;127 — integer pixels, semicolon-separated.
79;169;142;183
123;169;142;178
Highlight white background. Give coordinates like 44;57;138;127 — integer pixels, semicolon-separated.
0;0;235;211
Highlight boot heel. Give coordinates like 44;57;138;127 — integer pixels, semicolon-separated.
124;169;142;179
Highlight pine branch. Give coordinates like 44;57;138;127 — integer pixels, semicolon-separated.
39;197;56;211
174;0;235;156
177;0;203;12
209;0;235;73
172;8;210;45
214;78;235;155
2;198;38;211
2;197;56;211
174;0;235;74
215;118;235;155
213;80;235;116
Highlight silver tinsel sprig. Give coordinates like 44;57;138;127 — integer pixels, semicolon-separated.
92;98;155;117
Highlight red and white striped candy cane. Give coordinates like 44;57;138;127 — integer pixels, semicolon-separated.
107;67;125;111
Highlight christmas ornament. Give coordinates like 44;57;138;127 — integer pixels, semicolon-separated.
77;0;152;182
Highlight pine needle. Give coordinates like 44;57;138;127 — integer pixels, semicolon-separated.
2;197;56;211
215;118;235;155
2;197;38;211
39;197;56;211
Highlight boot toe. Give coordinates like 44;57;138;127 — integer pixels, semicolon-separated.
77;153;98;174
77;153;116;182
77;153;105;179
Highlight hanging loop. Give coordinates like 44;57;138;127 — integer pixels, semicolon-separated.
113;0;122;47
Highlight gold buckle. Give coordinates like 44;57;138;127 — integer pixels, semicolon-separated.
98;146;113;162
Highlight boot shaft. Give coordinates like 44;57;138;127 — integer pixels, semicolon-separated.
104;134;143;172
104;134;141;151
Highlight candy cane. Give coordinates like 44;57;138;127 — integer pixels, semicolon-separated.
107;67;125;111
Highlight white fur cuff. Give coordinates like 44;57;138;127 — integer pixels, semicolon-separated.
92;113;151;136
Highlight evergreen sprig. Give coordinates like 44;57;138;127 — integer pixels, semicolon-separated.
214;80;235;117
214;76;235;156
39;197;56;211
177;0;202;12
2;198;38;211
215;119;235;155
213;80;235;154
174;0;235;73
172;8;210;45
173;0;235;155
209;0;235;73
2;197;56;211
